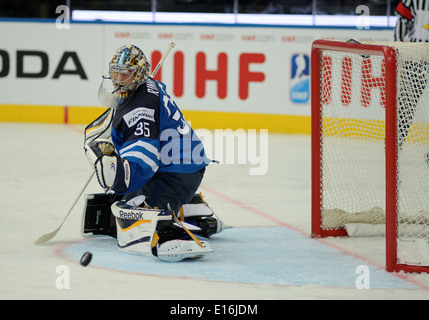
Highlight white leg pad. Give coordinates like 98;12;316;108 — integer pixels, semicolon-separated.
111;200;170;256
182;203;214;218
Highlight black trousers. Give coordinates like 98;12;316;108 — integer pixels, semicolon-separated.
123;167;205;213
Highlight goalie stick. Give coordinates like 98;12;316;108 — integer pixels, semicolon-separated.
34;171;94;245
34;42;176;245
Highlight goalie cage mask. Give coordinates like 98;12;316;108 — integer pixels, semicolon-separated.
108;44;150;101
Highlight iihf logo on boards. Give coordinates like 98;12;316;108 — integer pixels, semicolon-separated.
290;53;310;104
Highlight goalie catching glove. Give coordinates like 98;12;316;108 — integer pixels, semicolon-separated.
85;139;130;193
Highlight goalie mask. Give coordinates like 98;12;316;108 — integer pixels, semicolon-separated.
98;45;150;108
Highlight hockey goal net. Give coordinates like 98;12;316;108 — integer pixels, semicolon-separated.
311;39;429;273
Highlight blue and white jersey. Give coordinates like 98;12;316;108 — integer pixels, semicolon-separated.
111;77;210;194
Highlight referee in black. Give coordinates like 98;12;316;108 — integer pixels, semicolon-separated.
394;0;429;149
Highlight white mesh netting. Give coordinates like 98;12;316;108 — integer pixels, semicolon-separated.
317;41;429;241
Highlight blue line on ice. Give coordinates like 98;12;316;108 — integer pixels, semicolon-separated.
61;227;419;289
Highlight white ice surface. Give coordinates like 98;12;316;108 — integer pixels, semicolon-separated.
2;122;429;300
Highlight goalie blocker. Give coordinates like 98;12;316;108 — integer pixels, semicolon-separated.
81;193;227;261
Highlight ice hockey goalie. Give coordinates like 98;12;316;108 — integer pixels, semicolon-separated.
81;44;228;261
81;192;226;261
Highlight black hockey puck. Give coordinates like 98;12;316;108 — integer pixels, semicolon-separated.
80;252;92;267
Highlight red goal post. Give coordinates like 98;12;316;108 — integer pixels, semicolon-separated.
311;39;429;273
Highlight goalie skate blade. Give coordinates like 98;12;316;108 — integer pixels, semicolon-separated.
157;240;214;262
217;217;232;234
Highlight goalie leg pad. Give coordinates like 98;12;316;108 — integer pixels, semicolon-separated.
181;193;230;238
111;200;170;256
181;193;215;219
111;201;213;261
